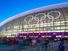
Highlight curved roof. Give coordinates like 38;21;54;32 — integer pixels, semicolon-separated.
0;2;68;27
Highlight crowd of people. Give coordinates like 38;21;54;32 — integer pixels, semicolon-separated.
1;36;49;46
0;36;68;51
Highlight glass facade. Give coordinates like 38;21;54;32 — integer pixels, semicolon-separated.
0;7;68;37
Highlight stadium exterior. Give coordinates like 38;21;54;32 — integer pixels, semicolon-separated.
0;2;68;37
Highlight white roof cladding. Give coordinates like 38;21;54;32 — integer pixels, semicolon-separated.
0;2;68;27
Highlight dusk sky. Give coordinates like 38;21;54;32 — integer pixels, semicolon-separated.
0;0;68;23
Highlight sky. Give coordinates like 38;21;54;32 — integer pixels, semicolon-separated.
0;0;68;23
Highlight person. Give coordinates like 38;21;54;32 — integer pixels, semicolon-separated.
26;37;32;46
2;36;9;45
18;38;23;46
31;38;37;46
37;36;44;46
59;39;65;51
12;38;17;46
44;38;49;51
8;38;12;45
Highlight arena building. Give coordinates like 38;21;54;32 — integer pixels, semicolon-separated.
0;2;68;37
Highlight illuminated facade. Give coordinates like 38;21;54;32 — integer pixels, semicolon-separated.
0;3;68;37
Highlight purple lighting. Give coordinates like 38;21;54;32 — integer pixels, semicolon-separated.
17;32;68;37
